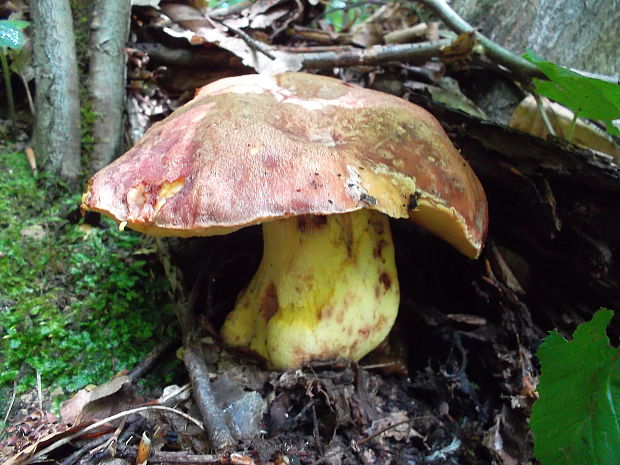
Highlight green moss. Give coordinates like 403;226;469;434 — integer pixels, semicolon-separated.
0;151;175;398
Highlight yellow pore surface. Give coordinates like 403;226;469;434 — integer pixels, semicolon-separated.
220;209;400;370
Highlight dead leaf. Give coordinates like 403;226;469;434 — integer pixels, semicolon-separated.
161;3;303;73
60;375;133;425
136;431;151;465
482;413;519;465
0;414;83;465
440;31;476;65
367;411;424;442
509;95;620;160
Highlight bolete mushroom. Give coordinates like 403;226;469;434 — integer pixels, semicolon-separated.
82;73;487;370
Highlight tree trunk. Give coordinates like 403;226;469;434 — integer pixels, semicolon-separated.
86;0;131;174
449;0;620;76
31;0;81;184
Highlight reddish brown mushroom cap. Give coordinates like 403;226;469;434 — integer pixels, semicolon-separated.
82;73;487;258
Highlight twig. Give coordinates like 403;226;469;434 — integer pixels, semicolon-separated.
119;448;255;464
36;371;43;410
183;349;236;449
59;433;112;465
419;2;618;84
299;39;451;69
29;405;204;464
384;23;428;44
2;379;17;426
210;17;276;60
128;337;179;383
156;238;235;451
311;404;323;457
417;0;542;80
533;94;557;137
89;416;127;456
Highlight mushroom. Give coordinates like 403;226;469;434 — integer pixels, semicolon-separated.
82;73;488;370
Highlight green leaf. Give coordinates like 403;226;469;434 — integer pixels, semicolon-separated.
0;20;29;50
524;51;620;136
531;309;620;465
8;45;32;76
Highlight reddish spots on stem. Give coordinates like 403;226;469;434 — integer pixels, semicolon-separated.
379;272;392;290
373;239;387;259
260;282;279;322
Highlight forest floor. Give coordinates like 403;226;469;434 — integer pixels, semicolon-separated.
0;143;534;465
1;1;619;464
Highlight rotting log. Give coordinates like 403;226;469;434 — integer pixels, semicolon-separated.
409;92;620;337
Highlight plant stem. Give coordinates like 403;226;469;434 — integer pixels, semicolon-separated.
19;72;35;116
0;47;17;131
533;94;556;137
566;112;578;142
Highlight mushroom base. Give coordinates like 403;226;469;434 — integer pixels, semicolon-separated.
220;209;400;370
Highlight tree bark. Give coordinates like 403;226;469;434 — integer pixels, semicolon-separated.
448;0;620;75
31;0;81;184
87;0;131;174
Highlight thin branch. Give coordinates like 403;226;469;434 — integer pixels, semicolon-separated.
299;39;451;69
36;371;43;410
210;17;276;60
156;238;235;451
118;448;254;464
58;433;112;465
128;337;179;383
417;0;541;79
183;349;236;449
30;406;204;464
2;379;17;426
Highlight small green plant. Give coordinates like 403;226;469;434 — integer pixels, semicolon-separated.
531;309;619;465
0;19;29;130
0;151;175;399
524;51;620;139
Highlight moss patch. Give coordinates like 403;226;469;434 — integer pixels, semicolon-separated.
0;151;174;401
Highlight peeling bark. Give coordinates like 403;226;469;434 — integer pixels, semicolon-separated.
87;0;131;174
31;0;81;184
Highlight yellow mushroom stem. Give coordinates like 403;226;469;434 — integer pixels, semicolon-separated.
220;208;400;370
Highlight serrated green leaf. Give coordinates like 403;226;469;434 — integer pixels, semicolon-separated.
524;51;620;136
531;309;620;465
0;20;29;50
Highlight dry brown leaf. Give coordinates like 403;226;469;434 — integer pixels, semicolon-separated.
440;31;476;65
161;3;303;73
1;421;83;465
60;375;132;425
509;95;620;160
368;411;425;442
